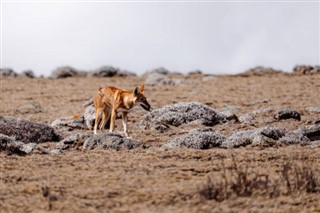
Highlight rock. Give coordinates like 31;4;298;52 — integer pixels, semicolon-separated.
84;105;96;129
0;134;36;155
144;72;176;86
275;108;301;121
240;66;283;76
222;127;310;148
305;106;320;113
164;128;226;149
220;111;239;122
90;66;119;77
51;66;79;78
143;67;170;76
299;125;320;141
239;113;254;123
16;103;44;114
21;70;35;78
252;107;274;115
56;132;92;150
0;68;17;77
188;70;202;75
56;132;143;151
0;116;60;143
117;70;137;77
293;65;320;75
84;133;143;150
139;102;227;132
83;98;94;107
51;116;87;131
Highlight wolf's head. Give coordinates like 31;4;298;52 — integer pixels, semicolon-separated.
133;85;151;111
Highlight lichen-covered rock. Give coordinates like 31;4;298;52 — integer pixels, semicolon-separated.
164;128;226;149
305;106;320;113
117;70;137;77
16;103;44;114
240;66;283;76
239;114;254;123
143;67;170;76
139;102;227;132
275;108;301;121
0;134;36;155
0;68;17;77
299;125;320;141
90;66;119;77
84;105;96;129
51;66;79;78
51;116;87;131
293;65;320;75
144;72;176;86
0;116;60;143
56;132;93;150
222;127;311;148
220;111;239;122
21;70;35;78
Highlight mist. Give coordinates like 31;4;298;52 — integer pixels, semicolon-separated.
1;2;319;76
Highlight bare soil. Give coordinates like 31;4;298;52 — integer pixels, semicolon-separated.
1;74;320;212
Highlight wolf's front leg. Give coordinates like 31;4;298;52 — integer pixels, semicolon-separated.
122;112;130;138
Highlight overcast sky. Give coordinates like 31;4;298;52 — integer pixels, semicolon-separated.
1;1;319;76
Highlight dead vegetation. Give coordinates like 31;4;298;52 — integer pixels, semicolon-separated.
197;156;319;202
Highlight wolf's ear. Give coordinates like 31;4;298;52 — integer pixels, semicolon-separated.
134;87;139;96
139;85;144;93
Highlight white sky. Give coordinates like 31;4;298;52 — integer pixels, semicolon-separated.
1;1;319;76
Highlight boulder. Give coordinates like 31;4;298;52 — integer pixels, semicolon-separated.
139;102;227;132
275;108;301;121
0;68;17;77
293;65;320;75
21;70;35;78
0;134;36;155
51;116;87;131
90;66;119;77
51;66;79;78
240;66;283;76
164;128;226;149
144;72;176;86
239;113;254;123
116;70;137;77
221;127;310;148
0;116;60;143
143;67;170;76
84;105;96;129
56;132;143;151
16;103;44;114
305;106;320;113
299;125;320;141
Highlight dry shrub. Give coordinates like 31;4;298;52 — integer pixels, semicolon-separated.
198;157;319;202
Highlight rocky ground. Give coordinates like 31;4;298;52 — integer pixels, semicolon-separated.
0;68;320;212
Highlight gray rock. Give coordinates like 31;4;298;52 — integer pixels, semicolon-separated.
51;66;79;78
0;134;36;155
240;66;283;76
222;127;311;148
164;128;226;149
21;70;35;78
16;103;44;114
90;66;119;77
51;116;87;131
305;106;320;113
188;70;202;75
293;65;320;75
143;67;170;76
84;133;143;150
252;107;274;115
0;116;60;143
56;132;143;151
139;102;227;132
221;111;239;122
239;113;254;123
84;105;96;129
56;132;92;150
275;108;301;121
0;68;17;77
144;72;176;86
117;70;137;77
299;125;320;141
83;98;94;107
